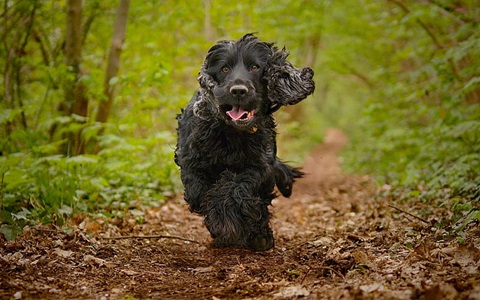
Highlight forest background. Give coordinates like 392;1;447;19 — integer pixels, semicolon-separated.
1;0;479;240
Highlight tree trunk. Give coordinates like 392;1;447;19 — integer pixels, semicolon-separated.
2;1;38;153
62;0;88;155
63;0;83;116
304;34;320;67
96;0;130;124
3;0;15;142
203;0;214;42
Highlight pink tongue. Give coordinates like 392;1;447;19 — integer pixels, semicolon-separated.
226;106;249;120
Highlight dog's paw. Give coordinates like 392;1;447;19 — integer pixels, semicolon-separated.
248;229;274;251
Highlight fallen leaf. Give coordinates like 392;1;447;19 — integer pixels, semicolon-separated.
414;242;431;258
53;248;74;259
121;269;139;276
360;283;383;293
192;266;213;274
274;285;310;299
310;237;334;247
453;243;480;267
83;254;105;266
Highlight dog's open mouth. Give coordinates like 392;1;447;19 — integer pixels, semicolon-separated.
219;104;258;132
225;106;255;123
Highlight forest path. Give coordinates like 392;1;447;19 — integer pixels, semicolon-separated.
1;129;479;299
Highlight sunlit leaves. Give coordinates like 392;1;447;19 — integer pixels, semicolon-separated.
340;0;480;206
1;0;478;241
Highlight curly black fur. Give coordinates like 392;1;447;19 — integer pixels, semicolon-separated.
175;34;315;251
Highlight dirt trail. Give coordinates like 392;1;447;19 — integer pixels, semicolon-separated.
1;129;479;299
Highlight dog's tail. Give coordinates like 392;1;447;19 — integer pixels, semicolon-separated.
273;160;304;198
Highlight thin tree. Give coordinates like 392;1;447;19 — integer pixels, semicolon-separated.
96;0;130;123
61;0;88;155
203;0;214;42
1;1;38;152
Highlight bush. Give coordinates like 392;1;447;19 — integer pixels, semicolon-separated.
0;132;179;240
340;1;480;208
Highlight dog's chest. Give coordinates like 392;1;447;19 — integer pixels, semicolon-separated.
193;127;272;168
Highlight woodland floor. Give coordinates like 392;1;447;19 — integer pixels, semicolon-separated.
1;129;479;300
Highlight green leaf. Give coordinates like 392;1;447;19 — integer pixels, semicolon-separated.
11;208;31;221
3;169;33;191
287;269;301;276
66;155;100;164
0;224;23;241
58;205;73;215
0;210;13;223
130;209;144;217
0;109;21;125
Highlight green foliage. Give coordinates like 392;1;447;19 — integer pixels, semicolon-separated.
2;0;479;240
0;132;177;240
338;1;480;208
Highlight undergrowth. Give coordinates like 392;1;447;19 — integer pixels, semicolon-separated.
0;131;179;240
339;1;480;237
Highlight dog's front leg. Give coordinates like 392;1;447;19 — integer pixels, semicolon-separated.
180;170;211;215
203;169;275;251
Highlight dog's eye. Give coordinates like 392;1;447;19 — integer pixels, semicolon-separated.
250;65;260;72
221;67;230;74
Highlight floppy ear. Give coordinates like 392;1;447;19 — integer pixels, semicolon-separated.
193;41;235;120
264;47;315;113
193;66;219;120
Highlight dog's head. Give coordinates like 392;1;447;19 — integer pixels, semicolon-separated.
195;34;315;132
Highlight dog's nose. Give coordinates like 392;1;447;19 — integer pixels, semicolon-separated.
229;85;248;98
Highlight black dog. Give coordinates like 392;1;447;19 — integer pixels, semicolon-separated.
175;34;315;251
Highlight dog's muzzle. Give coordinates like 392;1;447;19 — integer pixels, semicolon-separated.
229;84;249;99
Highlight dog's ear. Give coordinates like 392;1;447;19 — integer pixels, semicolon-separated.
193;65;219;120
264;47;315;113
194;40;234;120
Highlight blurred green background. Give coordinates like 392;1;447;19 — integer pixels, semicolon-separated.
1;0;479;238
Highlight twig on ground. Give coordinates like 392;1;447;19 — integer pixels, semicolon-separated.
31;225;58;232
388;205;430;225
103;234;200;244
301;265;345;284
